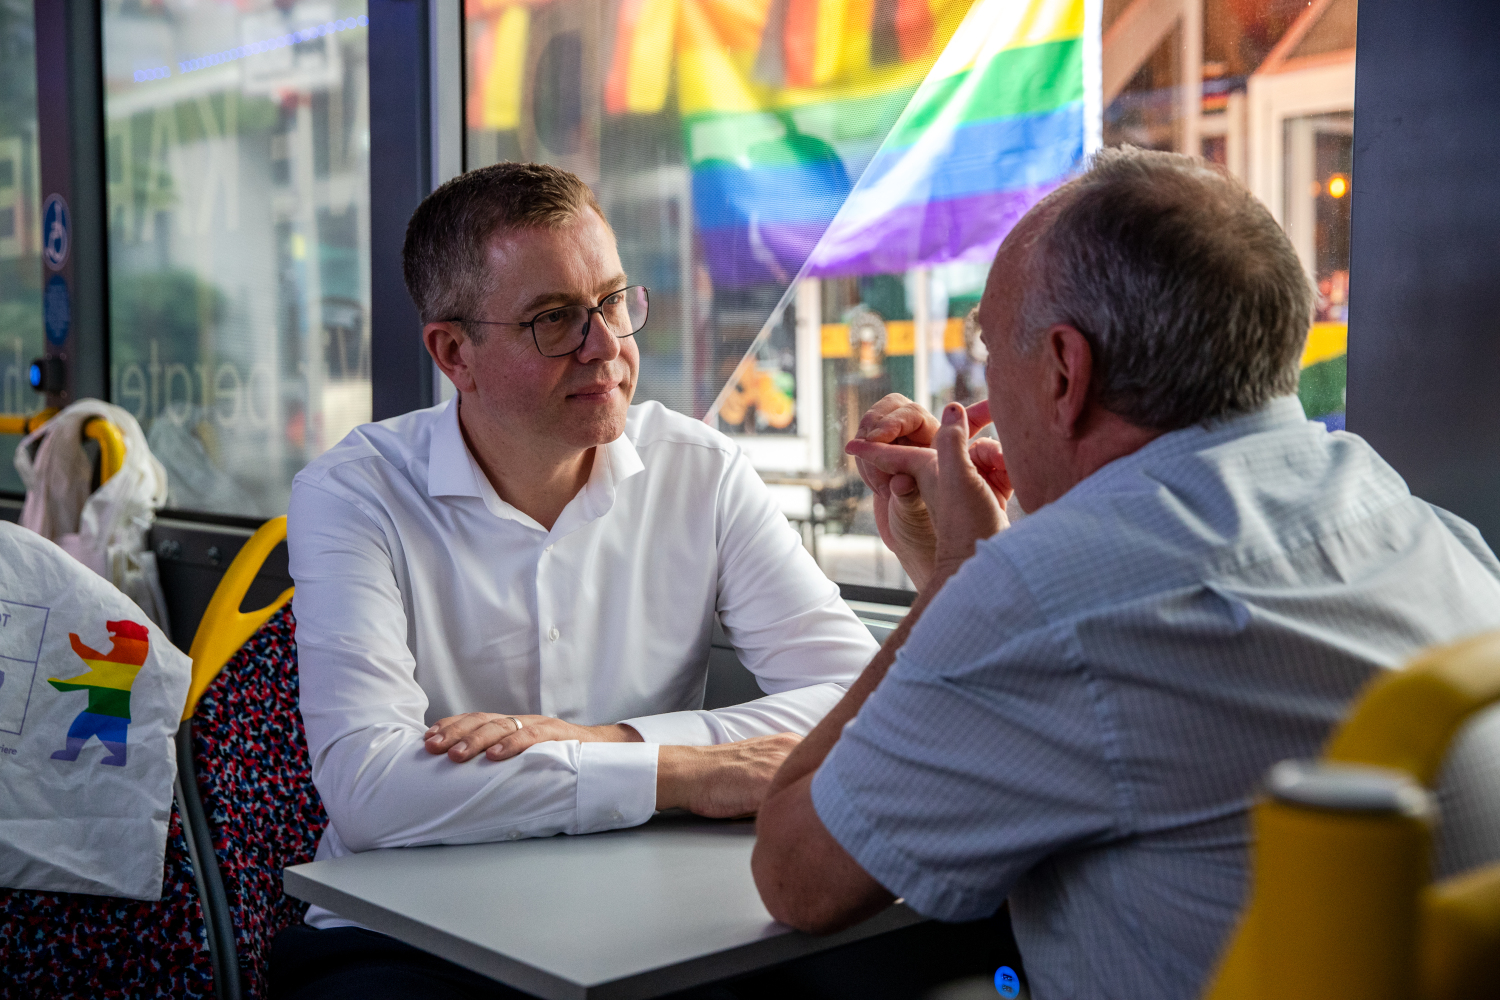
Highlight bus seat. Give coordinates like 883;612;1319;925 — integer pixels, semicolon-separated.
178;515;323;1000
1203;630;1500;1000
0;516;311;1000
0;412;216;999
0;803;221;998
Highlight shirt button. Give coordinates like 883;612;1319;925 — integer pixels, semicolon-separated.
506;830;521;841
609;810;624;823
549;626;560;642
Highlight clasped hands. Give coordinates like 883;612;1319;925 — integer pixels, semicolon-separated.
844;395;1014;591
424;712;800;819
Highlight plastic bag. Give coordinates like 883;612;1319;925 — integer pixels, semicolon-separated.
14;400;170;630
0;522;191;899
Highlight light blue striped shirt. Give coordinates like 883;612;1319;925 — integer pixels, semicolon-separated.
811;396;1500;1000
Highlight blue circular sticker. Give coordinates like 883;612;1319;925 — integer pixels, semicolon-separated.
42;193;70;271
44;274;71;345
994;965;1020;998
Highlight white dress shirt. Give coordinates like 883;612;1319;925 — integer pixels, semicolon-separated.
288;398;876;927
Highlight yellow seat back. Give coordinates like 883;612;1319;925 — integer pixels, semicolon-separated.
1204;631;1500;1000
182;516;294;720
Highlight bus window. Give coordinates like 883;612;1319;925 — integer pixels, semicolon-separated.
466;0;1355;595
102;1;373;517
0;1;43;494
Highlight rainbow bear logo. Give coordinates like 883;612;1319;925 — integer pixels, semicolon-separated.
47;619;150;767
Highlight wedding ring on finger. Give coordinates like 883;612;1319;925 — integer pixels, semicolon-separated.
509;716;524;734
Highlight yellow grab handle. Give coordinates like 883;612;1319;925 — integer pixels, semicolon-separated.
183;515;294;720
0;408;58;436
1422;862;1500;1000
1325;630;1500;784
82;417;126;486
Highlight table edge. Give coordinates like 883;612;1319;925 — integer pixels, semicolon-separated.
283;863;923;1000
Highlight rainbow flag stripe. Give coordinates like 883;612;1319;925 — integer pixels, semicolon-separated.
604;0;973;286
806;0;1088;275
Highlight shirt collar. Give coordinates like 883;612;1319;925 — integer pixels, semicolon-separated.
426;395;647;536
427;398;481;499
1070;394;1314;500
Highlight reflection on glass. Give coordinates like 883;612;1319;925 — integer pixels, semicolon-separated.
103;1;371;517
464;0;1357;593
0;1;43;493
464;0;975;429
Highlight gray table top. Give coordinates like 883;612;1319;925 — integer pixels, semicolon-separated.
283;812;920;1000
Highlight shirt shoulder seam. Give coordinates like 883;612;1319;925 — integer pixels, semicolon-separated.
294;476;390;539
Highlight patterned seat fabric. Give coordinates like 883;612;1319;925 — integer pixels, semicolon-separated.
0;805;216;999
191;604;326;999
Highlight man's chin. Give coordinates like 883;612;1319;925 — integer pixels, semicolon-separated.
563;402;630;448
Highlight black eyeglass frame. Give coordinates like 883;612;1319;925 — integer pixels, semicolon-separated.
448;285;649;358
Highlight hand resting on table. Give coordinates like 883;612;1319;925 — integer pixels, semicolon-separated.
425;712;801;818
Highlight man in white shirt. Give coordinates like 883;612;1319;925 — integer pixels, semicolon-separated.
275;162;878;999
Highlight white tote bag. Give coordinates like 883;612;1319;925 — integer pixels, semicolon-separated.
0;523;191;899
13;400;171;630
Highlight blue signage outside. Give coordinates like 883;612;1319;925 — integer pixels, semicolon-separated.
42;193;70;272
44;274;70;345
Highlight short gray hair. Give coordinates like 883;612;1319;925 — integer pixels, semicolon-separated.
1016;147;1313;430
402;162;607;340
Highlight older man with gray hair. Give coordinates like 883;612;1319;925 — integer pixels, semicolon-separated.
751;147;1500;999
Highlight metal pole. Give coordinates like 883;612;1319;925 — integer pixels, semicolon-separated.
794;278;824;472
911;267;931;412
1179;0;1202;158
33;0;108;408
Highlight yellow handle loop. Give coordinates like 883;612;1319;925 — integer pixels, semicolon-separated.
82;416;126;487
182;516;294;720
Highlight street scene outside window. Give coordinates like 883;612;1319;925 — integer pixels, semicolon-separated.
100;0;372;517
3;0;1355;592
465;0;1356;591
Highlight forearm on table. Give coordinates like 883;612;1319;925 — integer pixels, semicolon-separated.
765;564;955;798
699;681;849;740
312;723;658;850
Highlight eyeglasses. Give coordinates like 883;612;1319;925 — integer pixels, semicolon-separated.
453;285;649;358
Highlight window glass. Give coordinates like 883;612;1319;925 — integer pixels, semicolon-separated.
103;1;371;517
465;0;1355;595
0;0;43;494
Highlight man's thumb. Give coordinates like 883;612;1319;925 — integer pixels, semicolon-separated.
935;403;978;483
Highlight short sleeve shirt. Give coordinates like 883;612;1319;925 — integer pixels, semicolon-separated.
811;396;1500;1000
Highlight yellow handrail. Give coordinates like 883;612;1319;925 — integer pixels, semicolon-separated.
2;409;125;487
82;417;126;487
0;408;59;436
182;516;293;720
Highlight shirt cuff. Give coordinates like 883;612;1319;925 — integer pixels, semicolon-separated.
618;709;721;747
575;741;659;834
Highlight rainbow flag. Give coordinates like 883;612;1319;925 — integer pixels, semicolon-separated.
805;0;1093;276
607;0;974;286
467;0;534;132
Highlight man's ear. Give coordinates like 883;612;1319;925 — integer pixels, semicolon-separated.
424;322;476;395
1044;324;1095;440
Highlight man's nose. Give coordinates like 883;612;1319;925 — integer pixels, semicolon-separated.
575;313;623;364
